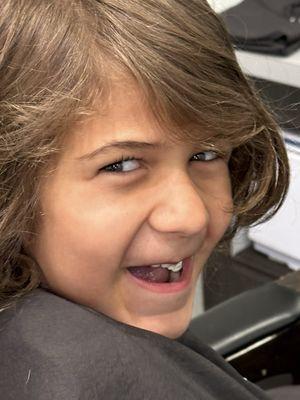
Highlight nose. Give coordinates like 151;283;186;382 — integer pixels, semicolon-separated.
148;174;209;237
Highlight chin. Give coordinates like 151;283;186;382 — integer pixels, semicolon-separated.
161;324;190;339
136;306;193;339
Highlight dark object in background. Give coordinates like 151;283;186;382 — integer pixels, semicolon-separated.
191;270;300;394
251;77;300;133
203;246;289;310
221;0;300;56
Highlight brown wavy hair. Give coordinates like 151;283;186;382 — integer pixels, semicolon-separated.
0;0;289;309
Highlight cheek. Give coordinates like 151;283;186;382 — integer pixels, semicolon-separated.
211;200;232;240
35;184;138;274
203;170;233;243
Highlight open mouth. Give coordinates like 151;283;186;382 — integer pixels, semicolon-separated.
127;264;183;284
126;257;193;293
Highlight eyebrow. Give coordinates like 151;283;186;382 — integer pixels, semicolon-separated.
77;140;166;161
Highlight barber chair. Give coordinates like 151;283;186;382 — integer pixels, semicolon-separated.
189;270;300;399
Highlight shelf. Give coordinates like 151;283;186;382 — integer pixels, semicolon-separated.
236;49;300;89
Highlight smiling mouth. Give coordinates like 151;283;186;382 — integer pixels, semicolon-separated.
127;265;183;283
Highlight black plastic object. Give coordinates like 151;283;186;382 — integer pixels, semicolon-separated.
189;279;300;356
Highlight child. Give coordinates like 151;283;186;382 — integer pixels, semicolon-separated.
0;0;289;399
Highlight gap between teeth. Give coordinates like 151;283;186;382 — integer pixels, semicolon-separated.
151;261;183;272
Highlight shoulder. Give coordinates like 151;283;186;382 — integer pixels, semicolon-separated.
0;288;123;351
0;289;129;399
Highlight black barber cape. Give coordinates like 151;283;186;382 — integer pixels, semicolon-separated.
0;288;270;400
222;0;300;56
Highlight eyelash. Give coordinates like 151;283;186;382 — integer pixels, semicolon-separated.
99;151;220;175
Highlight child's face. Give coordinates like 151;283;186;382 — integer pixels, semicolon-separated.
32;81;232;338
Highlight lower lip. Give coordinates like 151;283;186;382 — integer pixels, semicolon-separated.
126;256;193;294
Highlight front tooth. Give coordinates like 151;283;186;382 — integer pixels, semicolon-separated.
152;264;161;268
161;261;183;272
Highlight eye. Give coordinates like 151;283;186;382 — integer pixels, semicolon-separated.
100;156;141;174
99;150;220;175
192;150;219;162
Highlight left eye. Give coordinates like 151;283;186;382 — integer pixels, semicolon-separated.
192;151;219;162
100;151;219;174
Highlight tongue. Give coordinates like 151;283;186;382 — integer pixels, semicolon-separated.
128;266;170;283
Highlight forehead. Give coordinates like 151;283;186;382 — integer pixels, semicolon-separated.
68;94;167;156
61;81;194;157
59;76;229;163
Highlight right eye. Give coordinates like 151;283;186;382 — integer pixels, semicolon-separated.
100;156;142;174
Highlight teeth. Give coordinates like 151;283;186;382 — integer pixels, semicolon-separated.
152;261;183;272
162;261;183;272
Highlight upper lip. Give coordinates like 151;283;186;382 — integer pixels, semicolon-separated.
152;260;184;265
130;254;194;267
